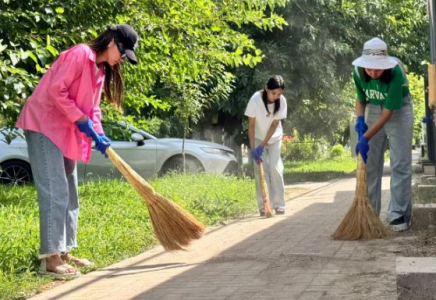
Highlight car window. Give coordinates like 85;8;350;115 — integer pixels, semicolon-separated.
102;122;156;142
103;123;133;142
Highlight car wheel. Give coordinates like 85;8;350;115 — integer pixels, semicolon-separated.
160;155;204;176
0;160;33;185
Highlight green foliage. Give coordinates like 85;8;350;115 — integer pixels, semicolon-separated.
153;173;256;225
0;187;39;274
283;155;356;184
2;0;428;150
384;149;390;162
0;0;288;138
0;271;51;300
222;0;428;146
0;173;256;299
408;73;425;144
329;144;344;159
0;0;124;128
112;0;289;132
122;0;288;144
284;142;322;161
283;130;323;161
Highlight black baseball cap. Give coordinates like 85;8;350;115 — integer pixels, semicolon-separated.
109;24;139;64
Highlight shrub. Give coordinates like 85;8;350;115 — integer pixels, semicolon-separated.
283;130;322;161
329;144;344;158
285;142;314;161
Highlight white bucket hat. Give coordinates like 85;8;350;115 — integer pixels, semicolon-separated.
352;37;398;70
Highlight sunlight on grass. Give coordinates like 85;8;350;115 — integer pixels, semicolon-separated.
284;155;357;184
0;157;357;300
0;174;255;300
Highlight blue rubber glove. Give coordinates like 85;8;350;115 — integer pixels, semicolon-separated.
77;119;109;157
422;114;434;124
96;133;111;157
355;136;370;163
354;116;368;139
77;119;99;142
251;146;264;163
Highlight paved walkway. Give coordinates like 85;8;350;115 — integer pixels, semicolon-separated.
31;176;400;300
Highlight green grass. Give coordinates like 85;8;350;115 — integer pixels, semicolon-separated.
0;174;255;300
283;155;357;184
153;173;257;225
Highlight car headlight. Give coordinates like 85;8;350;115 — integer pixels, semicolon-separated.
201;147;230;156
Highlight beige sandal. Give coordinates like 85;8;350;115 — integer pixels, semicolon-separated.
61;254;95;268
38;259;81;280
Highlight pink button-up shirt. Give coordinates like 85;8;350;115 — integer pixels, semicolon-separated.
16;44;105;163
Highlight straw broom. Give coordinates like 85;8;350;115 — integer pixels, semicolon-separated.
106;147;205;251
259;161;273;218
333;154;387;240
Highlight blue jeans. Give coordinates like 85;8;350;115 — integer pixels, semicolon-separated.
25;131;79;258
253;139;285;210
365;97;413;223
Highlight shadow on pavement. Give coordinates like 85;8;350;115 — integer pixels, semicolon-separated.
36;178;401;300
125;184;397;300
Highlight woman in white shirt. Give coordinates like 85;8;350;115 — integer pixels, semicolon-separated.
244;75;288;216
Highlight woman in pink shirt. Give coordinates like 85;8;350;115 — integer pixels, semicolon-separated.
16;24;139;279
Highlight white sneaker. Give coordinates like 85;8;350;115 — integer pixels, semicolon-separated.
390;216;410;232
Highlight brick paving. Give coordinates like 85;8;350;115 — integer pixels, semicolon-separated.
31;177;399;300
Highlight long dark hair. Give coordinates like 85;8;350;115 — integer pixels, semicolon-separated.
87;29;124;110
261;75;285;116
362;68;394;84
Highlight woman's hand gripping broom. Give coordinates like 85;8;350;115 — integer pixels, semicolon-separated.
106;147;205;251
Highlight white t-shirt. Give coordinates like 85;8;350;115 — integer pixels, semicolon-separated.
244;91;287;144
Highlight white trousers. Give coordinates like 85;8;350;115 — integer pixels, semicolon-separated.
253;139;286;210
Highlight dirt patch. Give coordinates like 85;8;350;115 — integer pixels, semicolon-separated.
395;228;436;257
395;177;436;257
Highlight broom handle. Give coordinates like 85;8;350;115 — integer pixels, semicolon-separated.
356;153;368;196
106;147;155;195
259;161;273;214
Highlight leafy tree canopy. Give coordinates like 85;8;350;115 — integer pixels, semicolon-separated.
218;0;428;144
0;0;430;149
0;0;288;133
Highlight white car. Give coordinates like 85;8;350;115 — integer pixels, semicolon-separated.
0;124;238;185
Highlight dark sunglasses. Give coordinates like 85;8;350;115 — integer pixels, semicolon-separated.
115;42;127;60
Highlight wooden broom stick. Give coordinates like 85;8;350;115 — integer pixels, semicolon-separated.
106;147;205;251
259;161;273;218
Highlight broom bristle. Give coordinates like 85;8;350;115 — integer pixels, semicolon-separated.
333;154;387;240
106;148;205;251
333;195;387;240
146;193;205;251
265;210;273;218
